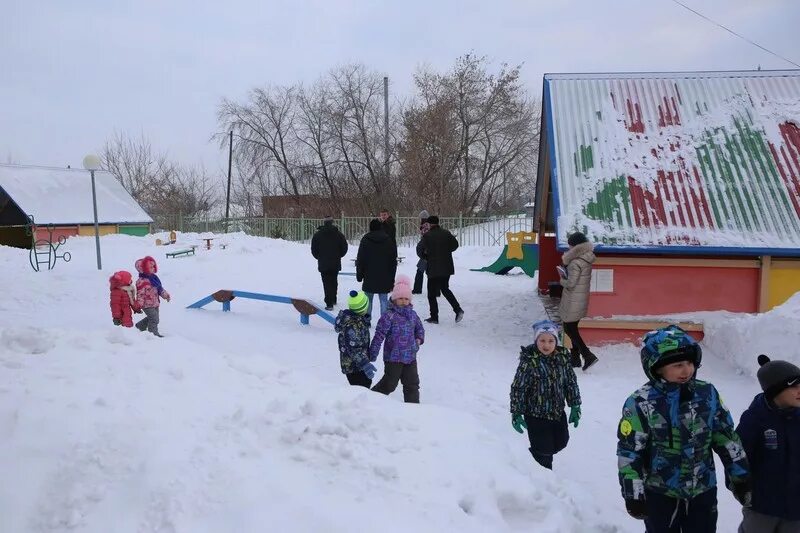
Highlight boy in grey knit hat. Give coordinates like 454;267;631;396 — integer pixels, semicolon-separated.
735;354;800;533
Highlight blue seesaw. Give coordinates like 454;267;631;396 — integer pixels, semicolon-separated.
186;290;335;326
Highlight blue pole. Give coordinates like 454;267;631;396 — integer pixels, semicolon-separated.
90;169;102;270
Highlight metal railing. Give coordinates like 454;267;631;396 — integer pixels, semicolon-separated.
151;214;533;247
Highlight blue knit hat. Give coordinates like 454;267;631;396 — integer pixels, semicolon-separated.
532;320;560;344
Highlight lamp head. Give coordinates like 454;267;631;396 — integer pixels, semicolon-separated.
82;154;101;171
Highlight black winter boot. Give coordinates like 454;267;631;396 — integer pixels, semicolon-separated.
529;448;553;469
570;350;582;368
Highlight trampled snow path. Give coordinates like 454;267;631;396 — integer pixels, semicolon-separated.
0;233;772;532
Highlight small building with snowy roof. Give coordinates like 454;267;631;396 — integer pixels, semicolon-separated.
0;164;152;248
534;69;800;342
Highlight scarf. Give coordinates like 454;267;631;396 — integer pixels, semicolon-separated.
139;272;164;295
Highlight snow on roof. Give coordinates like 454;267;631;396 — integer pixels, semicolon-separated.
541;70;800;254
0;164;152;225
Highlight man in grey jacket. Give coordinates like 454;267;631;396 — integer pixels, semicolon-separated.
558;232;598;371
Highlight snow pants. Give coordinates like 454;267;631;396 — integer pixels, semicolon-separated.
739;508;800;533
427;275;462;320
320;271;338;308
523;413;569;469
644;487;717;533
372;361;419;403
135;307;160;335
346;371;372;389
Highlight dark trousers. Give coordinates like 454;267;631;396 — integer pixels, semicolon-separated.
346;371;372;388
523;413;569;469
320;271;338;307
563;321;593;356
372;361;420;403
427;275;462;320
644;488;718;533
413;268;425;293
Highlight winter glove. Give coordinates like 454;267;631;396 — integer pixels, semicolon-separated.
113;318;121;326
624;499;647;520
731;481;752;507
568;405;581;428
360;361;377;380
511;414;527;434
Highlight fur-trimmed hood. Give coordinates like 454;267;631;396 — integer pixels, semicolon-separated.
562;241;595;265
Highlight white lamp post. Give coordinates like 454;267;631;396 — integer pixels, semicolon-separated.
83;154;102;270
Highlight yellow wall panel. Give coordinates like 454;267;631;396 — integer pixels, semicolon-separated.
768;261;800;309
77;225;117;236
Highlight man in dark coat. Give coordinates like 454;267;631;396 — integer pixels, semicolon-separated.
417;215;463;324
311;216;348;310
356;219;397;318
379;209;397;249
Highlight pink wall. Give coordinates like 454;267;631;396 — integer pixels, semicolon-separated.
34;226;79;243
587;262;760;317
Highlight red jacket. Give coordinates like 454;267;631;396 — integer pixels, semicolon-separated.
109;275;139;327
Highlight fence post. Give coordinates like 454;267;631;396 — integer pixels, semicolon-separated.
205;218;209;233
178;211;183;233
263;215;267;237
341;211;345;238
300;214;305;242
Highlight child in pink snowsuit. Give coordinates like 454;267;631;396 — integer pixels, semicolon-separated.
109;270;141;327
134;256;171;336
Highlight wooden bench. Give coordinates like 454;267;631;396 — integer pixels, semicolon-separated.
166;248;196;259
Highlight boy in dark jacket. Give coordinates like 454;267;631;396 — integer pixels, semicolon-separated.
334;290;375;388
417;215;463;324
617;325;751;532
310;217;348;310
510;320;581;470
736;354;800;533
356;218;397;318
370;276;425;403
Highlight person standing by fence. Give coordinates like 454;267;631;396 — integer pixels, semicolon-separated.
356;218;397;318
413;210;430;295
311;216;348;311
379;209;397;249
418;215;464;324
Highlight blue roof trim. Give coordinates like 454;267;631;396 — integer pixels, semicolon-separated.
555;243;800;258
543;79;563;247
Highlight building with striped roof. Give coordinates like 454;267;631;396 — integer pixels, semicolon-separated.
534;70;800;343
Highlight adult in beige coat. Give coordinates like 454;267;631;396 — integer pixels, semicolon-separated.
558;232;599;371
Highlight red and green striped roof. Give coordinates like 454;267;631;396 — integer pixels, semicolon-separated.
542;70;800;255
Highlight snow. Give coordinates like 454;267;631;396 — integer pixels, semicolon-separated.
0;164;152;225
1;231;795;532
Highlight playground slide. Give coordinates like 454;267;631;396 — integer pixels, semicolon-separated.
471;244;539;277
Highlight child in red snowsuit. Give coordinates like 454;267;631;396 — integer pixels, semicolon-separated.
134;256;171;337
109;270;140;327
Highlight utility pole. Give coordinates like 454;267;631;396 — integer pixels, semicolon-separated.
224;130;233;232
383;76;390;181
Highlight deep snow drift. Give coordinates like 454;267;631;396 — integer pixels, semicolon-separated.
1;232;793;532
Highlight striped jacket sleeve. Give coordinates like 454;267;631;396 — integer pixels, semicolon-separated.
509;351;530;414
617;395;649;501
709;386;750;486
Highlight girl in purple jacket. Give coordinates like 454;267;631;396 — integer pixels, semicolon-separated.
370;275;425;403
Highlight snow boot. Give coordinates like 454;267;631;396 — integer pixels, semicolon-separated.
455;310;464;323
529;448;553;470
582;353;599;371
424;317;438;324
570;350;582;368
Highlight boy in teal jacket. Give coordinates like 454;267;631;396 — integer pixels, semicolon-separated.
617;325;751;532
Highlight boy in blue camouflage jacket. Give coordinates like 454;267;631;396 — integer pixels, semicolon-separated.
617;325;751;532
334;290;376;388
510;320;581;470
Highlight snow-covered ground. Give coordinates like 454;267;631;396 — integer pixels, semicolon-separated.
1;232;795;532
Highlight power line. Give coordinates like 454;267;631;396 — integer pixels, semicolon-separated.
669;0;800;69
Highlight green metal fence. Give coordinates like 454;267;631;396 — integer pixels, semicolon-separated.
151;214;533;247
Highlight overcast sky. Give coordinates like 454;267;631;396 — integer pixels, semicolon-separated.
2;0;798;175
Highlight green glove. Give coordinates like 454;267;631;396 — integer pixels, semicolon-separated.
569;405;581;428
512;414;527;434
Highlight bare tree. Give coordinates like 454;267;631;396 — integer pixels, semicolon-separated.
101;132;217;217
